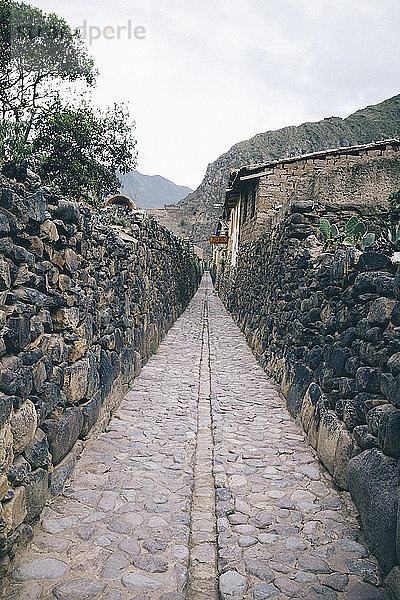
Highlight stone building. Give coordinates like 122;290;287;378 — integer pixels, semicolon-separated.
213;138;400;269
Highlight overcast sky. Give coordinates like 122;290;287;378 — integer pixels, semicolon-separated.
30;0;400;189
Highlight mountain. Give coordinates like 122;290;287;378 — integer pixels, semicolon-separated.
118;170;192;209
157;94;400;253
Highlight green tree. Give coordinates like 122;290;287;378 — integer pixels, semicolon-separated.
0;0;96;137
0;1;137;202
33;100;137;202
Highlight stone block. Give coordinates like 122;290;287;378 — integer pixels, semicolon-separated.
10;399;37;455
39;335;68;364
22;190;46;223
40;219;59;242
85;352;100;399
64;248;79;273
377;405;400;458
32;359;47;394
0;474;8;501
50;441;83;495
2;487;27;533
300;383;321;433
63;359;88;404
52;580;106;599
391;302;400;326
353;425;379;451
317;411;345;475
4;315;31;352
291;200;314;212
52;307;80;332
367;297;395;327
8;455;31;485
15;367;33;401
367;404;394;437
388;353;400;377
356;367;381;393
37;382;62;422
0;211;10;235
385;566;400;600
357;252;392;272
286;364;311;418
100;350;114;401
120;348;136;384
52;200;80;224
354;272;394;294
219;570;248;598
333;428;359;490
0;395;12;428
331;347;351;376
0;418;13;473
42;407;83;465
348;448;399;574
80;392;102;438
306;346;324;369
23;428;50;470
381;372;400;408
24;468;48;523
0;258;10;291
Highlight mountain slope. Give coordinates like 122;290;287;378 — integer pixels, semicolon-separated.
118;170;192;209
162;94;400;251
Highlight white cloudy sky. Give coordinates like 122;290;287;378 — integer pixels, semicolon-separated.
30;0;400;189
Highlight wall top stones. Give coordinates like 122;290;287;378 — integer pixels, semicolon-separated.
227;138;400;185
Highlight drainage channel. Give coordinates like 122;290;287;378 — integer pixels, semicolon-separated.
187;289;219;599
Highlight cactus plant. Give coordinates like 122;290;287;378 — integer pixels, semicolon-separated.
319;218;340;245
345;216;359;238
343;217;374;250
319;218;331;241
360;232;376;251
331;224;339;239
320;216;375;251
387;223;400;250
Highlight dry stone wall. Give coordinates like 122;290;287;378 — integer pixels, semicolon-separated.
216;204;400;594
0;172;201;571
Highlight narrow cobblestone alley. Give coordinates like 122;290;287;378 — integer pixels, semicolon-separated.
2;274;389;600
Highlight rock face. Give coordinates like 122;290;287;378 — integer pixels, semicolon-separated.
348;449;399;573
216;201;400;575
0;173;202;564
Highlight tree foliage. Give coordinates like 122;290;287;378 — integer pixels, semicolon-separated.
0;119;32;164
33;101;137;201
0;0;96;132
0;0;137;202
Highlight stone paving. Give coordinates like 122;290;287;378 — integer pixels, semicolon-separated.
1;274;389;599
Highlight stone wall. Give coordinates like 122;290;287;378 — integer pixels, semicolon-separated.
216;204;400;596
0;172;202;570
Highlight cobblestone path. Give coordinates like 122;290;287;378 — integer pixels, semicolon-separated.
2;274;388;600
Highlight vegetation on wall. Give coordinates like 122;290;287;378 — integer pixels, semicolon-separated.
319;216;375;251
33;100;136;201
320;191;400;255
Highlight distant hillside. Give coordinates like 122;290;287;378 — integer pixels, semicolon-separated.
158;94;400;252
118;170;192;209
